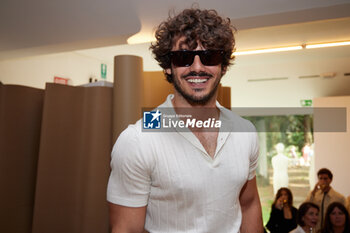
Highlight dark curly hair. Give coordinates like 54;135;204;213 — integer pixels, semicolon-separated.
317;168;333;180
150;7;236;83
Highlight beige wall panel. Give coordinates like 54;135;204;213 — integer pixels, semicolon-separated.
313;95;350;197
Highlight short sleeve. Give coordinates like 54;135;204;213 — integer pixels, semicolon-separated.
107;126;152;207
248;130;259;180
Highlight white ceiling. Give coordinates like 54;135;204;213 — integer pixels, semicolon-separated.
1;0;350;60
73;17;350;67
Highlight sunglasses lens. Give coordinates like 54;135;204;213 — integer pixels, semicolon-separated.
200;50;224;66
171;51;194;67
170;50;224;67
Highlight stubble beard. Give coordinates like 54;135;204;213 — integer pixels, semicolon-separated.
172;71;222;105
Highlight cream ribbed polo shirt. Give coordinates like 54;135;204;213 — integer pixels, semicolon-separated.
107;95;259;233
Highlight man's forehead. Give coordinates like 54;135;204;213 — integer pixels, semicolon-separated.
318;174;330;179
172;36;203;50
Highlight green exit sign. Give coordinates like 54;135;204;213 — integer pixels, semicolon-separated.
101;63;107;79
300;99;312;107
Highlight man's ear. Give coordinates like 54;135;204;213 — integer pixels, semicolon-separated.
221;66;227;76
165;68;172;76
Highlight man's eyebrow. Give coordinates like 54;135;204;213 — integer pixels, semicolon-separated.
178;41;189;50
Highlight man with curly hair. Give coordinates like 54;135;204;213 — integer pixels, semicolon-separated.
107;7;263;233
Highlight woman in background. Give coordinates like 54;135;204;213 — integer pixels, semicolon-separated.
320;202;350;233
290;202;319;233
266;187;298;233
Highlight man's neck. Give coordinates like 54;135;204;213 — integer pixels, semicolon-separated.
172;93;220;123
322;186;331;193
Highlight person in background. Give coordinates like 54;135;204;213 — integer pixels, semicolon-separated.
320;202;350;233
305;168;346;231
290;202;319;233
289;145;299;167
271;143;289;194
266;187;298;233
302;143;311;166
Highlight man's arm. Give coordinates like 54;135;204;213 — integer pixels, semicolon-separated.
305;190;314;202
109;203;147;233
305;183;319;202
239;177;264;233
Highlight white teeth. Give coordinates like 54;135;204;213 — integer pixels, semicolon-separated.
187;79;208;83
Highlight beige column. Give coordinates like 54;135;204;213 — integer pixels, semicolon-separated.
113;55;143;142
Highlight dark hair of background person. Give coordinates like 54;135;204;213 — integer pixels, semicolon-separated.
321;202;350;233
297;202;320;226
272;187;294;208
317;168;333;180
150;7;236;83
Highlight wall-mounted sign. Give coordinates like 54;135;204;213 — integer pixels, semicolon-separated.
54;76;70;85
300;99;312;107
101;63;107;79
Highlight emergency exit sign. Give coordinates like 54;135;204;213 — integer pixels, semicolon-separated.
300;99;312;107
101;63;107;79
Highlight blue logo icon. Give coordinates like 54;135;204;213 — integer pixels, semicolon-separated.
143;110;161;129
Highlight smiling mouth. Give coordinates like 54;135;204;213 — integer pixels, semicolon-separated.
187;78;209;83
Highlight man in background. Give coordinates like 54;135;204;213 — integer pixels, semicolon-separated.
305;168;346;231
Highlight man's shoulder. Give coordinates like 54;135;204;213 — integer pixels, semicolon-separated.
118;119;143;140
305;189;320;202
115;119;158;152
112;119;158;164
116;117;171;147
116;94;174;144
329;187;346;201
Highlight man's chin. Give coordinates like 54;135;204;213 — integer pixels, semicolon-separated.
183;93;214;105
173;79;219;105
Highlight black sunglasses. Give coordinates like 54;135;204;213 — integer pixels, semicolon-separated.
168;50;225;67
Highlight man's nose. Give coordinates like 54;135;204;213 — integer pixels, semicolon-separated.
190;55;205;71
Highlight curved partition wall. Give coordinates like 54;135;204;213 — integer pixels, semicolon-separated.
31;84;112;233
0;84;43;233
113;55;143;142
